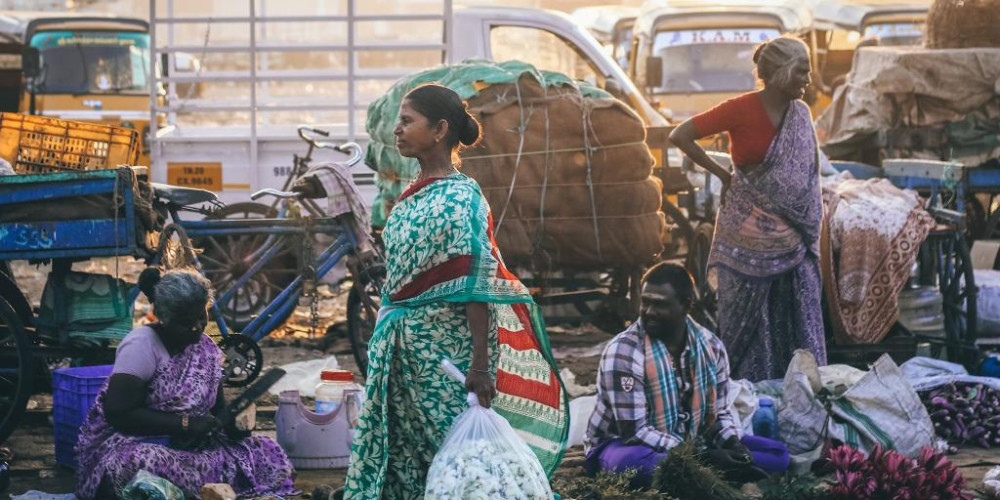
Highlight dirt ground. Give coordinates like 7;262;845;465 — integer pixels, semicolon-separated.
4;258;1000;498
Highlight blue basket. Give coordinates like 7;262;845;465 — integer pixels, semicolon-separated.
52;365;112;468
51;365;171;468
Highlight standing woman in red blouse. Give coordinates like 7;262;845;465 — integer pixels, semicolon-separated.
668;36;826;381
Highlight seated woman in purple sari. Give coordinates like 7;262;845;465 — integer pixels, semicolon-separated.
669;36;826;381
75;269;295;499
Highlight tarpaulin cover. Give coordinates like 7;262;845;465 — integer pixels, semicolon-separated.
816;47;1000;166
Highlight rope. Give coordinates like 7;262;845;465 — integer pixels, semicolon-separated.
580;100;603;262
460;140;647;161
495;78;530;231
112;167;128;279
182;19;212;100
533;81;552;262
479;179;652;190
497;213;659;221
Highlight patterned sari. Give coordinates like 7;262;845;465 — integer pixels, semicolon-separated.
75;333;295;499
708;100;827;382
344;173;569;499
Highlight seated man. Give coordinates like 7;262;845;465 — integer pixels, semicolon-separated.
585;262;789;487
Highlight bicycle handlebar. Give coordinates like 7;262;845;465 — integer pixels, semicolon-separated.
251;188;301;201
297;125;364;167
334;142;363;167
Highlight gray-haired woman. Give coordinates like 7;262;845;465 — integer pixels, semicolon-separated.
74;269;296;499
669;36;826;381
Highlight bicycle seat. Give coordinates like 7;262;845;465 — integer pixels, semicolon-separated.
151;183;219;206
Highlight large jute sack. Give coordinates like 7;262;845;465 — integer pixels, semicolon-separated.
459;75;663;269
926;0;1000;49
493;212;667;270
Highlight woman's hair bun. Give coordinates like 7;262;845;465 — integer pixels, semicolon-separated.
458;107;481;146
138;267;162;302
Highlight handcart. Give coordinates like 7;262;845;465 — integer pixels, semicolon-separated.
0;168;156;444
881;159;1000;369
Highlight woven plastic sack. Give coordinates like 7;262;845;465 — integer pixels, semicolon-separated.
424;360;553;500
120;470;184;500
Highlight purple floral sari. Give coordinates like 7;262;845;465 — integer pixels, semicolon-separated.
75;332;295;499
708;100;827;382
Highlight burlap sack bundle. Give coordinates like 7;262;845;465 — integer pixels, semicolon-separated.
459;75;664;269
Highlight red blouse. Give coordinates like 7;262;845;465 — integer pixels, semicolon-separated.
691;92;776;167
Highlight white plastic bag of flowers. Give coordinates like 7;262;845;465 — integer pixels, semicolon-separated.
424;359;553;500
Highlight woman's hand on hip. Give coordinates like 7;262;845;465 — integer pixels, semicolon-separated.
465;369;497;408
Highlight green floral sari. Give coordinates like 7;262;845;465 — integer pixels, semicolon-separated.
344;173;569;499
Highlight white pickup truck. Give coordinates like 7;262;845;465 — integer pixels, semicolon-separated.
149;0;670;207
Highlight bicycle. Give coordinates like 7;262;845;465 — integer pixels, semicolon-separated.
193;125;365;330
151;143;383;384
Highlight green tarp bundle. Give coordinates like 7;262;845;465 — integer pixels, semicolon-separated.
365;59;610;228
366;59;665;270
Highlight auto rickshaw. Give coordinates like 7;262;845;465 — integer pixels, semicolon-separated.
571;5;641;72
809;0;931;109
630;0;814;123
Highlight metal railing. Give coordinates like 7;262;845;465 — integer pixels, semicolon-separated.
148;0;453;169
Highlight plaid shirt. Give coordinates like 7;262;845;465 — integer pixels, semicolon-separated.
585;318;739;452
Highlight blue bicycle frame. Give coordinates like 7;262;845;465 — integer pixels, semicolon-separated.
155;202;363;343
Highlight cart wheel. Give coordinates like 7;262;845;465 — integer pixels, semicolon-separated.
0;297;33;444
220;334;263;387
0;269;32;327
686;223;714;293
197;203;297;330
686;223;718;330
919;228;978;367
348;265;384;379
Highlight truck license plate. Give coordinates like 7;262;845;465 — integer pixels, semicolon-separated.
167;162;223;191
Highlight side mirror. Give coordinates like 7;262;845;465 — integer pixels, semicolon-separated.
644;56;663;88
21;47;39;78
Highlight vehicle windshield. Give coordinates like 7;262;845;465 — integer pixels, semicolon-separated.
30;30;150;94
651;28;779;94
862;22;924;46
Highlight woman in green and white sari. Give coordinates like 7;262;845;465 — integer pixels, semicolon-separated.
343;84;569;499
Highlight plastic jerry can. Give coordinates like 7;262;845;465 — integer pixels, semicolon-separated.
276;389;360;469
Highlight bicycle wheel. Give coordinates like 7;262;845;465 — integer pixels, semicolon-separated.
196;202;297;330
348;265;384;378
0;297;33;444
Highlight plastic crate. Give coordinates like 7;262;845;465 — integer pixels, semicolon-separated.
52;365;111;468
51;365;170;468
0;113;139;174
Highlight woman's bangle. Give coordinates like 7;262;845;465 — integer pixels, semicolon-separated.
469;368;491;374
180;414;189;432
